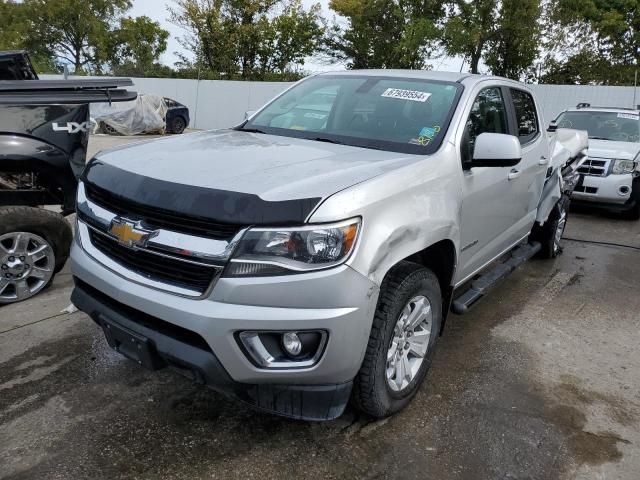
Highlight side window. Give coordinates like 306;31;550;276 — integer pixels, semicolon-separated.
462;87;508;163
510;89;539;144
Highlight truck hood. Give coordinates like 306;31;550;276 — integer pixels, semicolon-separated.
587;139;640;161
84;129;420;225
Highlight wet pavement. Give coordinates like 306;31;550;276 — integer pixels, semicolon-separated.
1;136;639;478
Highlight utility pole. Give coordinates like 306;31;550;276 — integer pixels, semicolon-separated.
634;70;638;108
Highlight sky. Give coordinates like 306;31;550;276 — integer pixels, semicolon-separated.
128;0;464;73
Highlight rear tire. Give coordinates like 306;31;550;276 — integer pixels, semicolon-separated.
531;194;570;259
170;116;186;134
352;261;442;418
621;201;640;221
0;207;72;304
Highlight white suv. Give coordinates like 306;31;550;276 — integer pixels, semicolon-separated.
553;105;640;219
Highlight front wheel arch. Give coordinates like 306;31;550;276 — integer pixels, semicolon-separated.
402;239;457;330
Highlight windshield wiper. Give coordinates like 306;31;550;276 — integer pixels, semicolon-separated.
311;136;346;145
238;127;267;134
589;136;610;140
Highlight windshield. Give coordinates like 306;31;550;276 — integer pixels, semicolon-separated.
240;75;463;154
555;110;640;143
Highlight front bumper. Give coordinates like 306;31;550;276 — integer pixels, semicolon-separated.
572;173;636;206
70;241;379;419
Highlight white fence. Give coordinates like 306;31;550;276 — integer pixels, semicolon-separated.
42;74;639;130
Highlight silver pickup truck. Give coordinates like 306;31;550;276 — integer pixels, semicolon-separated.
70;71;586;420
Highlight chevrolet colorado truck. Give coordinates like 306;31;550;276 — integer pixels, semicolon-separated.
552;104;640;220
70;71;586;420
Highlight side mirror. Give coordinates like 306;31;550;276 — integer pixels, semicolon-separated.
472;132;522;167
547;120;558;133
244;110;256;120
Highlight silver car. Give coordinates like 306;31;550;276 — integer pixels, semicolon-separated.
554;105;640;219
71;71;585;420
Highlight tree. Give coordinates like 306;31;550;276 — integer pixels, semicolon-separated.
23;0;132;73
484;0;541;78
0;1;27;51
443;0;541;79
442;0;497;74
170;0;323;80
323;0;443;69
541;0;640;85
109;16;170;76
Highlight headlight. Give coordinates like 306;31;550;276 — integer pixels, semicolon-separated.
224;218;360;277
611;159;637;175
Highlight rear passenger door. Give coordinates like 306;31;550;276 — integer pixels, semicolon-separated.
506;88;548;239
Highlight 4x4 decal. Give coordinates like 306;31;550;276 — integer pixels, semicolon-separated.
52;121;90;134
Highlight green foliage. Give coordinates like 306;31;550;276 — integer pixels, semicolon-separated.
22;0;132;73
541;0;640;85
443;0;541;79
484;0;541;78
323;0;443;69
109;16;170;76
0;0;169;75
169;0;323;80
0;1;28;51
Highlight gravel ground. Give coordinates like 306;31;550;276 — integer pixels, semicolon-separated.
1;134;639;480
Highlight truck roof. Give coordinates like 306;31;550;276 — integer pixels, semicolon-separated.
316;69;526;88
563;106;640;116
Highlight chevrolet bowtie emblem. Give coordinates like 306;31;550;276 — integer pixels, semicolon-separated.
109;218;158;248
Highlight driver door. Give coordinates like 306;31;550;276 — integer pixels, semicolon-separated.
456;86;525;284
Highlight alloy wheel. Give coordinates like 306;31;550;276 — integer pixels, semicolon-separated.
554;209;567;254
0;232;55;304
386;295;433;392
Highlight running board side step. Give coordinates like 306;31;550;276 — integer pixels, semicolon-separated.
451;242;541;314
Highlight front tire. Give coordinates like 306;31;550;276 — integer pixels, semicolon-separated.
0;207;72;304
531;194;569;259
621;198;640;221
352;261;442;418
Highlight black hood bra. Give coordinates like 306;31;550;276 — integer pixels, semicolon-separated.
82;159;322;226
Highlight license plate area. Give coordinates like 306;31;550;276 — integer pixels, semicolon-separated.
100;316;165;370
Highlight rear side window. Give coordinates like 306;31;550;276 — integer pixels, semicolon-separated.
510;89;539;144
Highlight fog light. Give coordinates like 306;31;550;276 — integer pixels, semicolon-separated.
282;332;302;356
237;330;327;368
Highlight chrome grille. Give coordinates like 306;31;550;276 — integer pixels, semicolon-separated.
577;158;609;177
88;229;221;294
76;182;235;297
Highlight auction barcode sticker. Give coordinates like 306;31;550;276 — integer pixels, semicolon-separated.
381;88;431;102
618;113;639;120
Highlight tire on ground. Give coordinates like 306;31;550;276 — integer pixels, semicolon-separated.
621;187;640;220
352;261;442;418
0;207;73;275
531;194;570;259
171;116;186;134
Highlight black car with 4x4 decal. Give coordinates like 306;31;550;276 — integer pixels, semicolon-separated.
0;50;136;304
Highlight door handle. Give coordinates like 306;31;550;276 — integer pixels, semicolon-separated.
539;156;549;165
508;168;521;180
